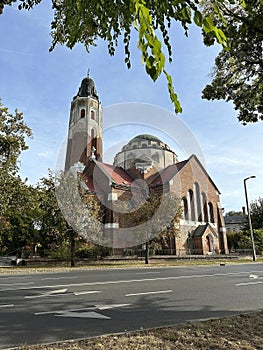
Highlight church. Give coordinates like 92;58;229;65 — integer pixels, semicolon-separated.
64;74;229;256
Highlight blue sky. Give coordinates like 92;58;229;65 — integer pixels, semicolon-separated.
1;1;262;213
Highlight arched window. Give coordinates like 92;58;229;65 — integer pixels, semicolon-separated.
208;202;214;223
194;182;203;222
90;110;95;120
80;109;85;118
182;197;189;220
202;192;208;222
188;189;195;221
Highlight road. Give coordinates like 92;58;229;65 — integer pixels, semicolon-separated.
0;263;263;349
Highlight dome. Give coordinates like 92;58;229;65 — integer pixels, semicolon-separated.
122;134;171;151
114;133;178;170
130;134;163;143
74;75;98;100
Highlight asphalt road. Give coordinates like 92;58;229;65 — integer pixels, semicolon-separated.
0;263;263;349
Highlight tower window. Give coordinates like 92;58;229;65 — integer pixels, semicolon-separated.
80;109;85;118
91;110;95;120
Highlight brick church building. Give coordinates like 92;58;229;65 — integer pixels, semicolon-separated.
64;74;229;256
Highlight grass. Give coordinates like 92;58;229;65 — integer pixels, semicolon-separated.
1;256;262;274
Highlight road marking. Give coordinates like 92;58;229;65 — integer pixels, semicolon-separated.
135;272;161;275
95;304;131;310
35;307;95;316
236;281;263;286
2;271;263;292
35;304;130;316
0;282;34;287
74;290;101;295
41;276;79;281
126;290;173;297
25;288;68;299
55;311;111;319
0;304;14;308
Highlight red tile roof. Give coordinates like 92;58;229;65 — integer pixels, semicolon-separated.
151;160;188;186
97;162;134;185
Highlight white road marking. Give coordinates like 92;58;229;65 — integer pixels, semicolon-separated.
74;290;101;295
236;281;263;286
0;282;34;287
2;271;263;292
41;276;79;281
25;288;68;299
126;290;173;297
0;276;32;279
55;311;111;319
35;304;130;316
35;307;95;316
95;304;131;310
0;304;14;308
135;272;161;275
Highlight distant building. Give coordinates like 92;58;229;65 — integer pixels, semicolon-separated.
224;213;247;233
65;74;229;256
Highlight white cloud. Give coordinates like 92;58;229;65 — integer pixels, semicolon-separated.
37;151;50;158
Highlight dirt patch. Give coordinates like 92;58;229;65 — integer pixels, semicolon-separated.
17;311;263;350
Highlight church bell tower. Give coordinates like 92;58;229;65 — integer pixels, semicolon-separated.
65;73;103;171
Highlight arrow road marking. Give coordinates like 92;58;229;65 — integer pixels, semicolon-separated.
95;304;131;310
25;288;68;299
35;304;131;317
55;311;111;319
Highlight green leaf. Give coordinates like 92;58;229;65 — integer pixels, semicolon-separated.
194;10;203;27
164;70;182;114
203;16;214;32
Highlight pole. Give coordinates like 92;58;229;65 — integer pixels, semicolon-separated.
243;176;257;262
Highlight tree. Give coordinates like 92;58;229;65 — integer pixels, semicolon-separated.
250;197;263;230
36;171;69;257
0;176;40;255
227;197;263;254
0;100;32;170
121;192;181;264
0;101;35;255
202;0;263;124
39;170;103;266
225;210;245;217
1;0;229;113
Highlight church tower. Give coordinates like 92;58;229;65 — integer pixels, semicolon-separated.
65;73;103;171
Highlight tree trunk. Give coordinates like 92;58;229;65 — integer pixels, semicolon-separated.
145;241;149;264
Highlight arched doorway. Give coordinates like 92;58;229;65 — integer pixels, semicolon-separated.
206;234;214;253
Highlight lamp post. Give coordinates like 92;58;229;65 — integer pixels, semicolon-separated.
243;176;256;262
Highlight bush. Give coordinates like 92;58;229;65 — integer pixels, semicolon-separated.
76;245;111;259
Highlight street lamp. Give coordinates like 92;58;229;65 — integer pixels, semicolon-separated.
243;176;256;262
